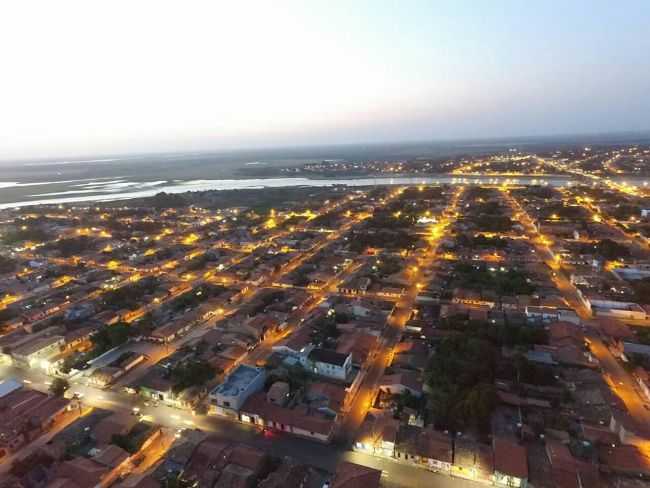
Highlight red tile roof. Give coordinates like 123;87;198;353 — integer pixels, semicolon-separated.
493;438;528;479
332;462;381;488
241;392;335;437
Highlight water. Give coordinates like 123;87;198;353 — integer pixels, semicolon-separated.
1;136;648;208
0;175;576;209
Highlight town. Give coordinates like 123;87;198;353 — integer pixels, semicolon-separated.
1;144;650;488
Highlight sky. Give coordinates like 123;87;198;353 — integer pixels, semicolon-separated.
1;0;649;160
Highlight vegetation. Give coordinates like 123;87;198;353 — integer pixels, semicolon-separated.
48;236;98;257
609;204;640;220
439;314;548;347
0;255;17;274
102;276;160;310
544;203;586;220
0;306;19;324
426;334;497;435
150;192;187;209
111;422;155;454
401;186;444;200
168;283;225;312
511;354;557;386
371;256;403;277
634;326;650;345
49;377;70;397
456;233;508;249
348;229;418;253
453;262;536;295
310;314;341;347
90;323;131;354
171;359;216;394
1;226;50;245
393;389;425;418
579;239;630;261
468;214;512;233
427;317;548;436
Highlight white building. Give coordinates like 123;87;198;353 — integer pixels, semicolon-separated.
209;364;265;417
306;348;352;381
11;335;65;370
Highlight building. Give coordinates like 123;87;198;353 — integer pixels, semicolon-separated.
378;373;423;397
10;335;65;369
623;341;650;359
524;305;559;324
452;440;494;483
305;348;352;381
209;364;266;417
88;352;145;388
493;438;528;488
394;425;453;474
0;387;69;453
0;378;22;399
331;461;381;488
240;392;336;443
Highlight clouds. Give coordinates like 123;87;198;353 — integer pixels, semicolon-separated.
0;1;648;159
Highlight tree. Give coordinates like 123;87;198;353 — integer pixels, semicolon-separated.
90;323;130;354
171;360;215;394
457;383;497;435
631;278;650;304
595;239;629;261
49;378;70;397
111;433;137;453
0;255;16;274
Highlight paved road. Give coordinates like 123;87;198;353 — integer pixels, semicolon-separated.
0;403;91;475
504;190;650;447
0;187;483;486
0;363;479;487
337;187;464;443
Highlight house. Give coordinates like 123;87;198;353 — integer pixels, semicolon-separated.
305;382;347;416
378;373;423;398
331;462;381;488
180;436;271;487
209;364;266;417
525;350;557;366
598;319;634;341
336;332;378;367
599;444;650;477
149;319;194;343
544;440;596;488
493;438;528;488
0;378;22;399
634;367;650;400
257;457;314;488
622;341;650;359
525;305;559;324
133;368;175;405
10;334;65;369
0;387;69;453
452;440;494;483
354;411;399;458
93;412;138;445
394;426;453;474
338;277;372;296
53;457;110;488
305;348;352;381
239;392;336;443
88;352;145;388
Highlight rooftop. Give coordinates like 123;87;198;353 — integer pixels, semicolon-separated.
211;364;264;397
308;348;349;366
493;438;528;480
0;378;22;398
